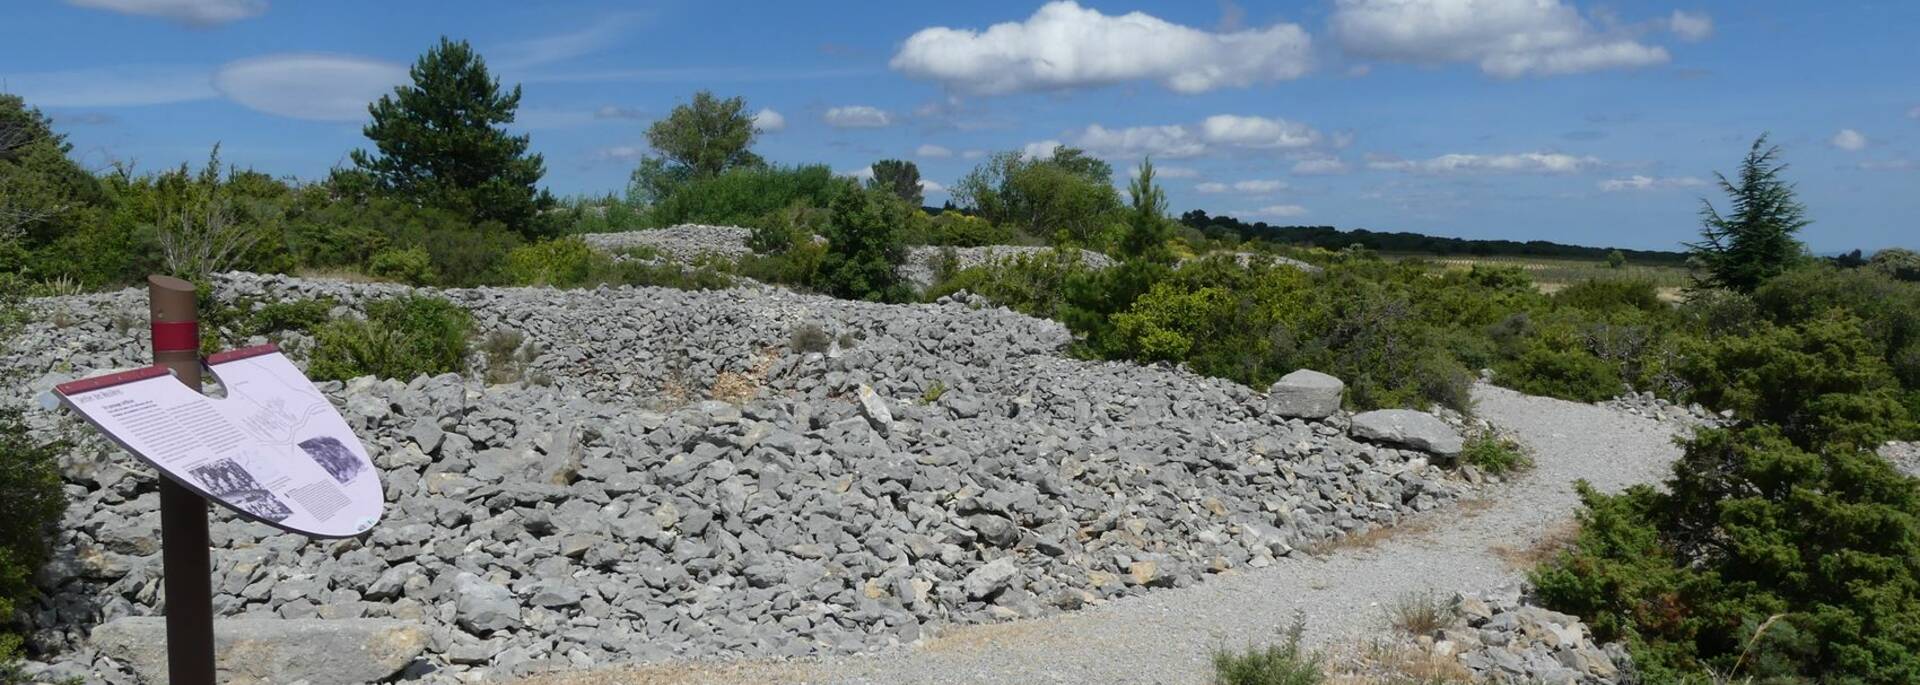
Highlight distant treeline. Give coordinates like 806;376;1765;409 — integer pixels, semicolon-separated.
1179;210;1691;264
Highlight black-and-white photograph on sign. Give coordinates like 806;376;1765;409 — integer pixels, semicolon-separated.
188;458;294;522
298;436;365;485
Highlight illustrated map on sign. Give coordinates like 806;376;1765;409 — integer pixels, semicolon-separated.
55;345;383;538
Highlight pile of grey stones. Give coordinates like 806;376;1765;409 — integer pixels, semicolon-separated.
577;225;1331;291
579;225;757;263
4;273;1472;683
1438;585;1634;685
897;245;1115;289
1599;390;1721;428
1880;441;1920;478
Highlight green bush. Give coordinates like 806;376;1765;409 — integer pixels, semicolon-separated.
1211;617;1324;685
0;405;66;668
504;237;599;287
601;259;734;291
813;187;912;302
1674;311;1914;449
919;212;1015;247
366;246;435;285
308;296;472;381
241;299;334;339
952;147;1123;246
1501;341;1623;403
1458;435;1530;475
418;224;520;287
749;203;831;254
555;194;649;234
650;165;850;227
1553;278;1665;314
1533;426;1920;683
789;322;831;354
1752;265;1920;389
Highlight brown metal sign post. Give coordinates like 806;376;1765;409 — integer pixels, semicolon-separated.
147;275;216;684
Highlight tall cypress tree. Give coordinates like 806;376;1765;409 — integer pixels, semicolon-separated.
351;37;554;239
1687;134;1809;292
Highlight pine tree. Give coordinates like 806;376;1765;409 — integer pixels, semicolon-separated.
1687;135;1809;292
350;38;554;239
1120;157;1173;263
867;159;923;206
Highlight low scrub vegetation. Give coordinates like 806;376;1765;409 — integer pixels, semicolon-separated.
0;284;65;671
308;296;473;382
1386;590;1457;637
1457;435;1530;476
1213;619;1325;685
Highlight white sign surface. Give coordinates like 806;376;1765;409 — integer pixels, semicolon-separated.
56;345;383;538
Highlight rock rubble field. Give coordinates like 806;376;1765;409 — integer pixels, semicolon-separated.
4;272;1479;684
576;225;1118;289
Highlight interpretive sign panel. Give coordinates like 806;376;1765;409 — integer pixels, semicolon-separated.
55;344;383;538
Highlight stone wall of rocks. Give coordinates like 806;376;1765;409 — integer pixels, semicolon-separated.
899;245;1115;289
579;225;756;263
4;273;1470;683
1599;391;1721;428
1442;586;1634;685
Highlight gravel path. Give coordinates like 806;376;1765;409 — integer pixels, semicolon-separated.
516;384;1684;685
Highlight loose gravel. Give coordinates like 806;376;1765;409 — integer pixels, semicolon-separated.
530;384;1685;685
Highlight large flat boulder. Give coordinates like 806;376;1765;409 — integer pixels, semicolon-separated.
90;617;426;685
1267;369;1345;419
1349;409;1464;456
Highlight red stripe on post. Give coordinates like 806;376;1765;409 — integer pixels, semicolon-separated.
150;320;200;352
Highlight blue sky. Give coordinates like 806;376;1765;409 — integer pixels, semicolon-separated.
3;0;1915;252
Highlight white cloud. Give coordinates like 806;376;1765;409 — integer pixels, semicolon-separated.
824;105;892;128
841;166;876;181
1859;159;1916;172
0;64;218;107
1070;114;1325;160
1369;152;1601;174
213;54;406;121
495;14;643;70
1292;157;1351;175
961;149;987;160
1075;124;1208;158
1909;106;1920;120
917;144;954;158
1667;10;1713;42
1252;204;1309;218
1199;114;1321;149
1022;140;1063;160
1598;175;1706;192
890;0;1311;95
1130;165;1198;178
1198;179;1288;194
595;106;647;120
67;0;264;26
1831;128;1868;152
1331;0;1670;78
597;145;647;162
752;108;786;132
920;179;949;195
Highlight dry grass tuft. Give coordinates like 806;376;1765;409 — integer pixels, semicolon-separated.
1305;498;1493;556
1385;590;1457;637
1324;638;1474;685
1489;519;1581;569
708;346;780;404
